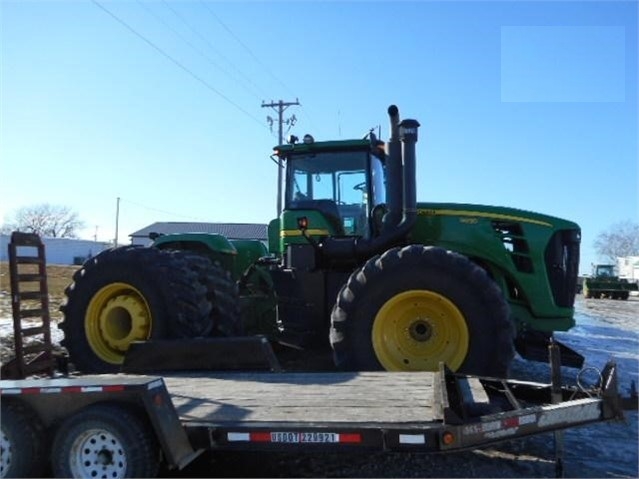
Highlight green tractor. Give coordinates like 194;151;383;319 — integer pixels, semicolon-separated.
583;264;638;300
60;105;582;376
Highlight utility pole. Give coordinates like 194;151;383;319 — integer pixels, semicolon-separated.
262;99;299;216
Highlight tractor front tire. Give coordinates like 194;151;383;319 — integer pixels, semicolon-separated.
60;246;215;373
330;245;514;377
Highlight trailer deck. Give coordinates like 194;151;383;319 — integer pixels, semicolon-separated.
0;360;627;477
165;371;439;425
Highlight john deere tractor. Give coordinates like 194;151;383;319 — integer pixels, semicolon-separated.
583;264;638;300
60;105;582;376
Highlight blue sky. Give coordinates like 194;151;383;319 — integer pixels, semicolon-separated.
1;0;637;274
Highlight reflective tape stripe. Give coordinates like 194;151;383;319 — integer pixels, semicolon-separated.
250;432;271;442
1;384;129;395
339;434;361;443
41;388;62;394
399;434;426;444
0;389;21;395
103;385;126;392
228;432;250;442
81;386;103;393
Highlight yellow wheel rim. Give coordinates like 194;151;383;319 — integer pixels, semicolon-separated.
372;290;469;372
85;283;152;365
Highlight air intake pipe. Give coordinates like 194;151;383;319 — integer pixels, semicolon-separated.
321;107;420;260
382;105;403;233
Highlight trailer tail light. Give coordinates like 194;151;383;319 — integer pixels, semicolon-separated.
442;431;455;446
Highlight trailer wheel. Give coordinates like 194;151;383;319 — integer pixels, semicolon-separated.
1;400;47;478
60;246;214;373
330;245;514;377
51;403;159;479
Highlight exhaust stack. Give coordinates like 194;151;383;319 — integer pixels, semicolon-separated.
382;105;402;233
322;106;420;260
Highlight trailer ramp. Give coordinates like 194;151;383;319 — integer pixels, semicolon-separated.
1;232;57;379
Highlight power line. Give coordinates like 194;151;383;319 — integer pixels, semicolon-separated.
120;198;208;222
135;0;262;102
160;0;269;100
91;0;267;129
199;1;292;96
199;1;317;132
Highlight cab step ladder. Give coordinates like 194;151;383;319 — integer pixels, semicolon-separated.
1;232;56;379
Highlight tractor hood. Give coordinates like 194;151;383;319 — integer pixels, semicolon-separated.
414;202;580;230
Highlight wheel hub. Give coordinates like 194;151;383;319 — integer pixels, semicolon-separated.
99;296;150;351
86;283;153;364
408;319;433;342
70;429;127;479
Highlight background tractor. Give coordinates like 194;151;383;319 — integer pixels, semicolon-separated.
60;105;582;376
583;264;638;300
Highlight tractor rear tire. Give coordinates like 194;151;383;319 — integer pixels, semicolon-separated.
330;245;514;377
1;400;47;478
51;403;159;479
199;260;243;336
60;246;216;373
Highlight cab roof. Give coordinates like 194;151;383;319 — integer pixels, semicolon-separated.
274;139;373;156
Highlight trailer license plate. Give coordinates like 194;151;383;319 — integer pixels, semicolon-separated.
271;432;338;443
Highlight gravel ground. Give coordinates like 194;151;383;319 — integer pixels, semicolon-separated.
1;293;637;478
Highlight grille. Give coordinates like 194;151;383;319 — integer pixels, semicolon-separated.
492;221;533;273
544;229;581;308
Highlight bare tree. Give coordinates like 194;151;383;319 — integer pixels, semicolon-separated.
594;221;639;262
1;203;85;238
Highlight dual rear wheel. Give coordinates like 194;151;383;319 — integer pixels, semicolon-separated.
60;246;240;373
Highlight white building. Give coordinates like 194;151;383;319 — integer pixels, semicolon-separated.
0;234;111;265
617;256;639;282
129;222;268;246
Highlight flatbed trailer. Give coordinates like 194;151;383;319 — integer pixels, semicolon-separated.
0;359;626;479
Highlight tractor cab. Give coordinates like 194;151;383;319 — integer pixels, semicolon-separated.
275;137;387;248
270;108;420;271
593;264;616;278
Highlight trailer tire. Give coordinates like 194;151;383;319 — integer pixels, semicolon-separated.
330;245;514;377
60;246;214;373
51;403;159;479
1;400;47;478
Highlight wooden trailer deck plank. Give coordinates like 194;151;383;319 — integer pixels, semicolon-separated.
163;371;440;425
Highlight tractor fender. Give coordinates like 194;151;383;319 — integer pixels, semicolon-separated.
152;233;238;256
152;233;238;277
